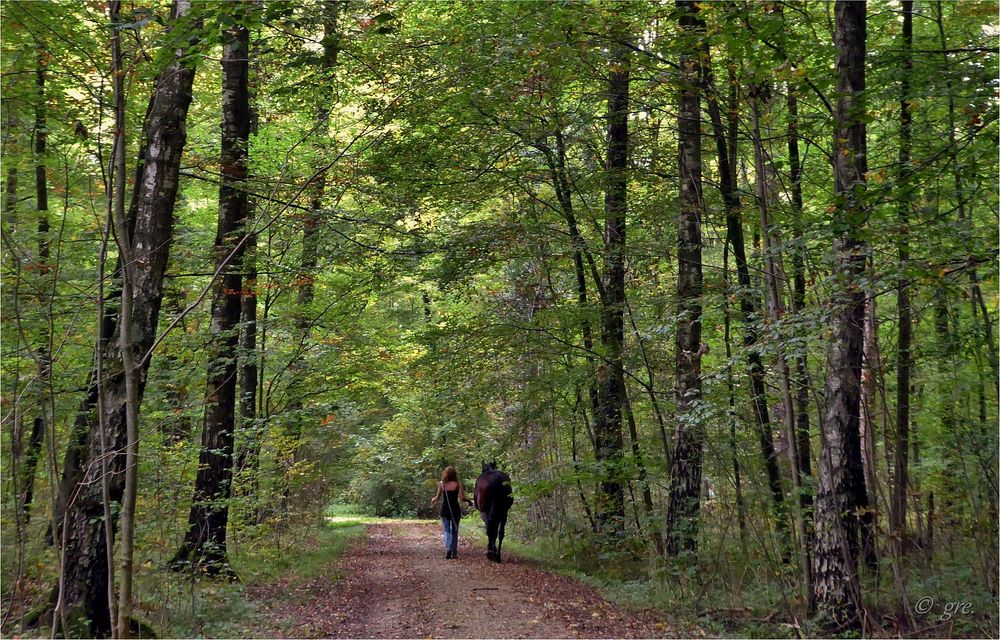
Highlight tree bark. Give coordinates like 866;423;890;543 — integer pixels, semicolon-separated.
110;0;141;630
235;51;261;514
236;227;260;491
664;0;705;557
811;0;868;627
593;30;629;535
786;82;815;532
722;243;748;549
51;2;197;634
171;11;250;579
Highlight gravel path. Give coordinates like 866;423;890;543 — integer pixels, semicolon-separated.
247;521;679;638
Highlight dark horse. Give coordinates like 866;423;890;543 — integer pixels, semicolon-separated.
474;460;513;562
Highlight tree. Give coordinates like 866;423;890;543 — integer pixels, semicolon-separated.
51;1;199;633
702;29;790;559
592;21;629;534
891;0;914;552
664;0;705;557
283;0;340;510
20;42;49;524
171;3;252;578
811;0;868;627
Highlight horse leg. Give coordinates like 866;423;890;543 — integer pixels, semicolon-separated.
496;515;507;563
485;518;498;561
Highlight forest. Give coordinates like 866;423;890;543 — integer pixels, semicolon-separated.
0;0;997;638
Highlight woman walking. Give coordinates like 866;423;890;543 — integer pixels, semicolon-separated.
431;466;472;559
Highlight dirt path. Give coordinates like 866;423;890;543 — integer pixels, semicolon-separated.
247;521;681;638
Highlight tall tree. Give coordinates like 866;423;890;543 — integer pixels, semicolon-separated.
171;4;251;577
891;0;914;549
785;73;814;581
20;44;49;523
702;45;790;557
664;0;705;557
748;81;809;588
109;0;141;631
811;0;868;627
235;44;261;519
51;1;198;633
285;0;339;503
592;22;629;534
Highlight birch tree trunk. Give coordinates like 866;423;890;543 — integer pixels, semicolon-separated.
811;0;868;627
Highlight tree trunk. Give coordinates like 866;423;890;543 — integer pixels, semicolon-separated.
51;2;197;634
171;11;250;579
542;126;601;434
664;0;705;557
891;0;914;547
722;243;748;549
22;46;50;524
284;1;339;507
811;0;868;627
571;392;597;533
703;50;789;556
857;290;879;569
749;84;810;592
110;0;142;630
236;226;259;492
786;80;816;604
786;81;815;534
622;383;662;554
235;54;261;513
593;32;629;534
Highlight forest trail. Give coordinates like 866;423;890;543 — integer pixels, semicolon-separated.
246;521;680;639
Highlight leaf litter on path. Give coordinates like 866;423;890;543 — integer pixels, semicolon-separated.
247;521;692;638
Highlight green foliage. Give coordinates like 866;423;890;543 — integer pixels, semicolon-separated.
141;506;369;638
1;0;997;637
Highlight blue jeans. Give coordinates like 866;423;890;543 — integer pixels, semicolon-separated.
441;517;459;555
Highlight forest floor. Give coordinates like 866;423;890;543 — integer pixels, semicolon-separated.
243;520;686;638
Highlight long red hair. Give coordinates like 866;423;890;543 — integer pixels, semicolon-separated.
441;466;458;483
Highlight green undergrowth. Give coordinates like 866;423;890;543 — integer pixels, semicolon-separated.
139;504;387;638
494;531;809;638
495;529;998;639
